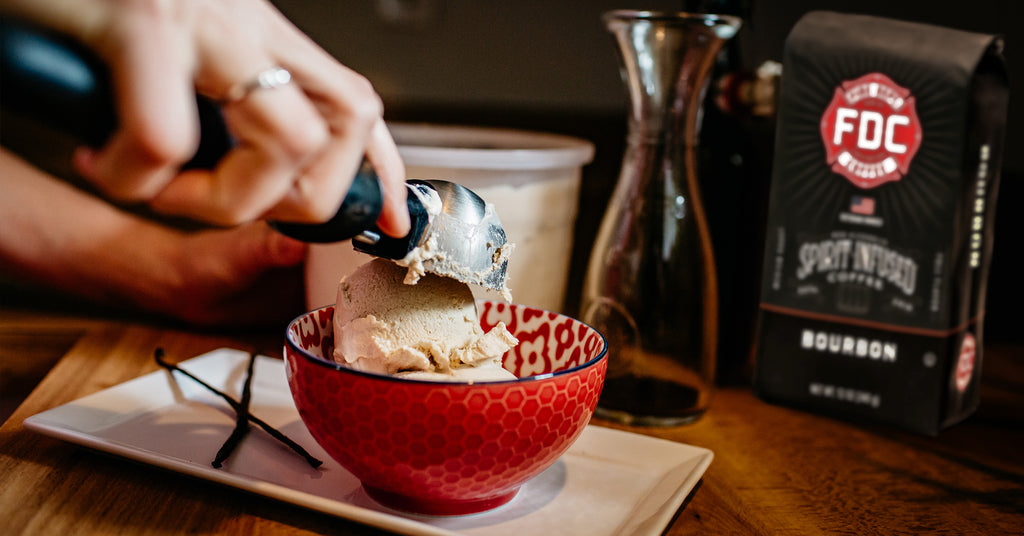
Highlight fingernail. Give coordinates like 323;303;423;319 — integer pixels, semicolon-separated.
72;147;97;178
268;228;308;265
396;209;412;236
379;213;411;239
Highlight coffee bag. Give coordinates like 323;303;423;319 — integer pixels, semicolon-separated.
753;11;1009;435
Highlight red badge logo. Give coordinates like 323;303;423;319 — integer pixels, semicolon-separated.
820;73;922;189
955;332;976;393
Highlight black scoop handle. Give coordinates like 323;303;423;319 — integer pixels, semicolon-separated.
0;19;385;242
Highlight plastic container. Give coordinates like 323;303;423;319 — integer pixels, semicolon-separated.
305;122;595;312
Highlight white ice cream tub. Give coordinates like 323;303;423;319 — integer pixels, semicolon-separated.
305;122;595;313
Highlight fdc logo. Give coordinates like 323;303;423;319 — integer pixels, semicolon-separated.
820;73;922;189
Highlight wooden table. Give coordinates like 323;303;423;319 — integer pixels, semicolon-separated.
2;297;1022;535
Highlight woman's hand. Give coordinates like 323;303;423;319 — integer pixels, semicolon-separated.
2;0;409;237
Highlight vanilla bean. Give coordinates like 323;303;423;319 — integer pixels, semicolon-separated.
154;348;323;468
211;352;255;468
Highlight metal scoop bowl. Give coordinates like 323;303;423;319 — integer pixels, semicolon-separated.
400;180;511;291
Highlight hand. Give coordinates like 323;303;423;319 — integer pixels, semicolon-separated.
155;222;309;327
2;0;410;237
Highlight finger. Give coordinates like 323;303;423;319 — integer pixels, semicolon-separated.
230;221;308;271
79;17;198;202
365;120;409;238
153;65;331;224
259;136;360;223
263;23;408;235
151;89;328;224
253;63;378;224
178;222;307;326
190;222;306;281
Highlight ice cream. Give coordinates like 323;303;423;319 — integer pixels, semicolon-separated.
333;259;518;382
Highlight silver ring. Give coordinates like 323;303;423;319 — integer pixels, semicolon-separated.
223;66;292;103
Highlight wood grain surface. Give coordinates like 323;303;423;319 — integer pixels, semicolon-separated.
2;304;1022;535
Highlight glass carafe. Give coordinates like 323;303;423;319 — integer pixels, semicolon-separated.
581;11;741;426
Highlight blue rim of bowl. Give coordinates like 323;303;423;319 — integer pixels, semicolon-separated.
285;302;608;385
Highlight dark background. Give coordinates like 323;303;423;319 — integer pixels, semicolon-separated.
270;0;1021;355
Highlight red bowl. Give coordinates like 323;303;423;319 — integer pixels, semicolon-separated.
284;301;607;516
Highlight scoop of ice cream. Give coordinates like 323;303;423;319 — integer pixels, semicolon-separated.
396;359;514;383
333;258;517;380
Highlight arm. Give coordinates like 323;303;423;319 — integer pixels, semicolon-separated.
0;0;409;236
0;148;308;326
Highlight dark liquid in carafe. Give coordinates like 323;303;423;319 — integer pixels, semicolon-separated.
597;376;702;419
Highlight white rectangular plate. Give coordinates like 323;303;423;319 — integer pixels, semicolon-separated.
24;348;712;536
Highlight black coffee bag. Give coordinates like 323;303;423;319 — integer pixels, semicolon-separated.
753;11;1009;435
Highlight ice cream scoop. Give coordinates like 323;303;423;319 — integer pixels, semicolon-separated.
0;20;510;291
274;171;511;291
